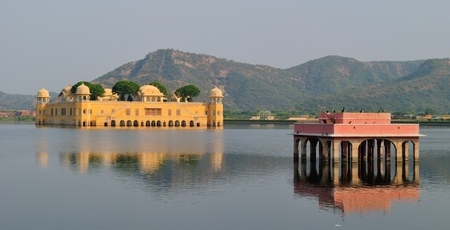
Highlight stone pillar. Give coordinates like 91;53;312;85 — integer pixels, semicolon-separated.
368;139;374;162
319;143;323;160
403;141;409;162
310;139;318;158
413;141;420;161
360;141;366;161
384;140;391;159
342;141;348;159
333;141;340;163
379;153;385;178
376;139;382;161
293;138;299;159
351;141;359;163
394;141;403;162
301;139;307;161
322;140;330;161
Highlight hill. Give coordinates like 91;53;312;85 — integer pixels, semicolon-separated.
92;49;307;110
3;49;449;115
92;49;427;112
296;58;450;114
0;91;36;110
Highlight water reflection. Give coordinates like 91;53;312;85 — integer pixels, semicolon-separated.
294;158;419;214
56;152;224;175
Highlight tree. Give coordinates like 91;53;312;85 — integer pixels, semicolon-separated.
175;84;201;102
149;81;168;96
70;81;105;100
112;80;140;101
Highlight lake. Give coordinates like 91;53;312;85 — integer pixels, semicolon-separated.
0;123;449;229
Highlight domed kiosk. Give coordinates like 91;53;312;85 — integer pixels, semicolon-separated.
207;87;223;127
137;85;164;102
76;83;90;101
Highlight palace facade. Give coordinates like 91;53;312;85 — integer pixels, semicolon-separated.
35;84;223;128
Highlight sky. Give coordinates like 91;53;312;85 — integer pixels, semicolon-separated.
1;0;450;95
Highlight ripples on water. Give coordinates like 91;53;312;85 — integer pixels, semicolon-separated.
0;123;449;229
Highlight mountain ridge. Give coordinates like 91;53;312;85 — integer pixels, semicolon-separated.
2;49;448;114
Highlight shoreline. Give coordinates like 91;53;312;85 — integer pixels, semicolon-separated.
1;119;449;127
223;119;450;126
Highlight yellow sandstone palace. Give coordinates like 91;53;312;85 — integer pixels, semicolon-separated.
35;83;223;128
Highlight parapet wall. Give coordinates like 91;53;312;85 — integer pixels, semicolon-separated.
318;112;391;124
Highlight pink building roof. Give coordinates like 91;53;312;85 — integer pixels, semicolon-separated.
294;112;422;138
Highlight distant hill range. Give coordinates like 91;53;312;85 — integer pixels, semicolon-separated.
2;49;449;114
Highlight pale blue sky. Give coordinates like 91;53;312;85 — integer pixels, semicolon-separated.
1;0;450;94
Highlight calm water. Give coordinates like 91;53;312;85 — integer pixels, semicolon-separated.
0;123;450;229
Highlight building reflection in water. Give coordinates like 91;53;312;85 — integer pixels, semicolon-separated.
294;157;419;214
36;138;49;169
37;128;224;175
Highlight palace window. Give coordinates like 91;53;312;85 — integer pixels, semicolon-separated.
126;108;131;115
135;108;139;116
176;109;181;116
61;108;66;115
145;108;162;116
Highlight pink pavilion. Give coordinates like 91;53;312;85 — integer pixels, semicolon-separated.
293;111;423;163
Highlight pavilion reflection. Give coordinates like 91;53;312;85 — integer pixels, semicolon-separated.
294;157;419;214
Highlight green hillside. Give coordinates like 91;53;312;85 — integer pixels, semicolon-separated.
0;91;36;110
3;49;450;115
296;58;450;114
92;49;428;112
93;49;308;111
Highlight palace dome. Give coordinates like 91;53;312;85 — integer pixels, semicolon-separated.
104;88;113;96
37;88;50;98
138;85;163;96
62;85;72;93
209;87;223;97
76;83;90;95
59;85;72;97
